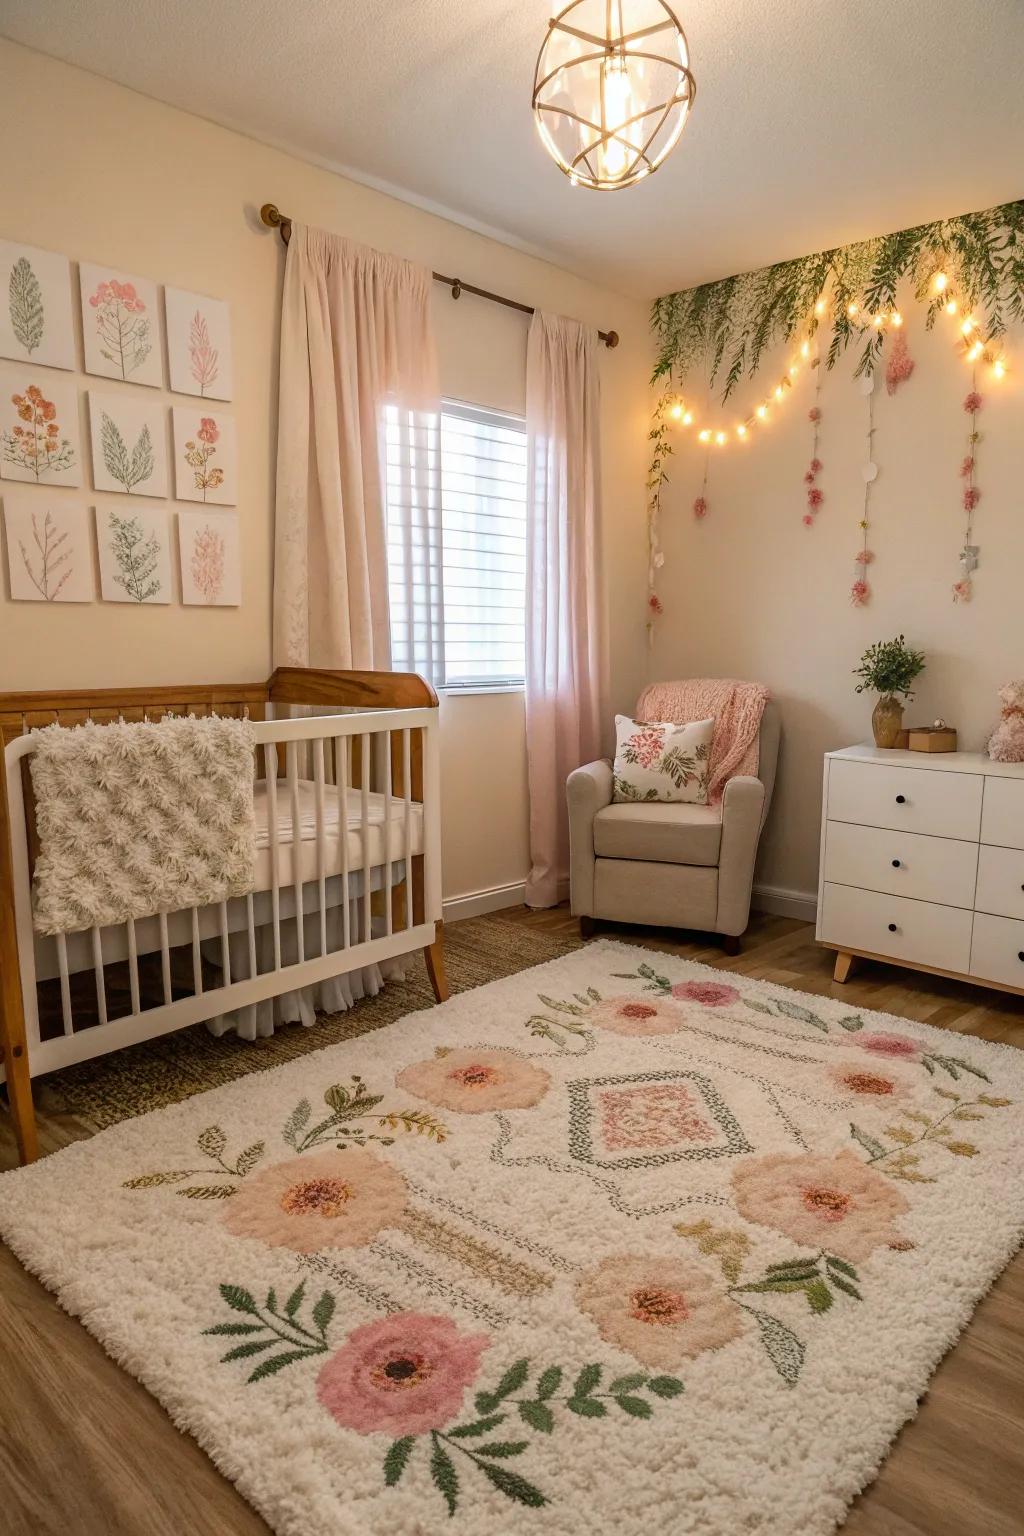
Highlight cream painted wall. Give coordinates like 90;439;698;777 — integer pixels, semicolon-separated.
652;304;1024;903
0;41;652;904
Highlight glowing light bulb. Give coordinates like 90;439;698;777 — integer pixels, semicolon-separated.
774;385;784;401
715;431;726;446
945;299;958;315
933;272;948;293
670;402;683;419
599;56;633;181
993;359;1007;378
737;424;748;438
968;342;983;361
814;299;826;316
698;429;711;443
756;404;768;420
800;340;810;358
872;314;884;328
961;317;976;335
891;311;903;327
682;411;693;426
847;301;859;318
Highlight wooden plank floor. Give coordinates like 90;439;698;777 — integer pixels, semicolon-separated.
1;908;1022;1536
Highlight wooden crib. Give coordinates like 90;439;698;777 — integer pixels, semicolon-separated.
0;667;447;1166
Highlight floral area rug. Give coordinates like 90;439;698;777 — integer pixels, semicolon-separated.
2;938;1023;1536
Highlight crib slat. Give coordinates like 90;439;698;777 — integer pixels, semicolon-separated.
337;729;351;950
246;893;258;979
219;900;232;987
127;917;141;1015
56;932;73;1036
403;728;413;931
191;907;204;996
360;732;371;945
91;926;108;1026
313;738;328;957
383;731;393;938
265;741;282;972
288;740;305;965
158;911;172;1005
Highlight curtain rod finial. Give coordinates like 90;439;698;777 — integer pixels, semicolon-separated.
604;330;619;349
260;203;282;229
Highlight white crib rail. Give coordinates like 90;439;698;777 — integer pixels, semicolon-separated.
4;706;441;1079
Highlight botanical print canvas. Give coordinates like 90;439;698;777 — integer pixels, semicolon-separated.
0;240;75;371
96;504;171;604
79;262;162;387
178;510;241;606
88;392;167;498
0;365;81;487
2;494;92;601
165;286;233;400
172;408;237;504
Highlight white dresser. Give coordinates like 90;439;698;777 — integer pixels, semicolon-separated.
816;744;1024;995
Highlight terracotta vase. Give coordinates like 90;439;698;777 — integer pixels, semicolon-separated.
871;694;904;749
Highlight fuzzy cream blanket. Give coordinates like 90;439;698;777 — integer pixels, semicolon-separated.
29;716;257;935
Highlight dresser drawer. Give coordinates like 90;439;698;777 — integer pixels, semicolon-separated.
975;844;1024;921
826;758;983;841
969;911;1024;991
819;882;974;975
824;821;978;908
980;776;1024;850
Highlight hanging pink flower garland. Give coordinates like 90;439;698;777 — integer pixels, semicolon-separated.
851;373;878;606
885;327;915;394
802;351;824;526
953;382;983;602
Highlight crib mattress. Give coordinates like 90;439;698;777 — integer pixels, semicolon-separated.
253;778;424;890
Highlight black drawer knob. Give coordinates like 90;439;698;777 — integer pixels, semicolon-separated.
895;794;906;804
1018;951;1024;962
892;858;902;868
888;922;898;932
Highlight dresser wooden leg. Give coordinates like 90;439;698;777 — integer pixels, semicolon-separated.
833;951;857;985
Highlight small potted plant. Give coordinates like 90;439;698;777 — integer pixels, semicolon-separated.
853;635;926;748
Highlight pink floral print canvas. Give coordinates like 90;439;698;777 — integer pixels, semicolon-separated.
79;263;162;387
172;407;236;505
178;509;240;606
0;365;81;487
164;286;233;401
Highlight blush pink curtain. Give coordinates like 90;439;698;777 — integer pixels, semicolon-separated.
524;312;607;908
273;224;440;669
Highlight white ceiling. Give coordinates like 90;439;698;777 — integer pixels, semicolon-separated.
3;1;1023;299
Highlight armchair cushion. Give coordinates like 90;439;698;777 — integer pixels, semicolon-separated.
593;802;722;866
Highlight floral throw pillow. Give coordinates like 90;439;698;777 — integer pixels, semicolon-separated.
612;715;714;804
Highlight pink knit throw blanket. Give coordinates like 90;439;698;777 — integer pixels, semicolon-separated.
634;678;769;804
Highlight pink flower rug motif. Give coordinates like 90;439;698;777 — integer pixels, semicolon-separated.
1;939;1023;1535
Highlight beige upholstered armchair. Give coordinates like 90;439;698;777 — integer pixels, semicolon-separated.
567;700;780;953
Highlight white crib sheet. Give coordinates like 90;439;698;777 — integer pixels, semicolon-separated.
253;778;424;889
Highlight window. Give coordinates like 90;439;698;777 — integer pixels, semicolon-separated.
386;400;527;689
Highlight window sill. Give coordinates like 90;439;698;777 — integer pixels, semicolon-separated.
437;683;525;698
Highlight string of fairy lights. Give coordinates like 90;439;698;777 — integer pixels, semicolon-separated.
663;274;1009;446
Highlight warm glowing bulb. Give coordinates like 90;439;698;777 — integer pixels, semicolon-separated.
737;424;747;438
945;300;958;315
961;317;976;335
774;385;784;401
800;340;810;358
891;311;903;327
756;404;767;419
968;342;983;361
933;272;948;293
698;429;711;443
872;314;885;328
682;411;693;426
993;359;1006;378
715;430;726;446
814;299;826;316
598;57;633;180
670;403;683;419
847;302;859;317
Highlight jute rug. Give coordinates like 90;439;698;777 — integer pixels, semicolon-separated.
2;938;1023;1535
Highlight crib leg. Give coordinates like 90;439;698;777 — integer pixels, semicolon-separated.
0;1000;37;1165
423;922;450;1004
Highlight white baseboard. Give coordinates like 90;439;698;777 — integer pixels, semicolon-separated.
751;883;818;923
442;881;527;923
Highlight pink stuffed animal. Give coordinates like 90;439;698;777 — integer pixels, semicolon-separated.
988;680;1024;762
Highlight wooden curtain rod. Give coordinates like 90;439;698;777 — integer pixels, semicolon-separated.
259;203;619;348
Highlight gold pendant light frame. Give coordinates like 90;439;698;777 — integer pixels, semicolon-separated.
532;0;696;191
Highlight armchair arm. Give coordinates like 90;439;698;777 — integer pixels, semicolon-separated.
566;759;613;916
716;774;766;937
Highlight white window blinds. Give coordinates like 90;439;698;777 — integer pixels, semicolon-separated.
386;399;527;688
